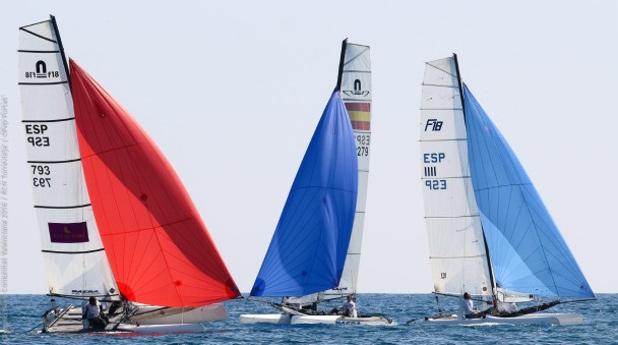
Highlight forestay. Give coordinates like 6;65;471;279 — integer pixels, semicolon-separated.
18;18;117;297
464;85;594;300
419;56;492;297
250;91;358;298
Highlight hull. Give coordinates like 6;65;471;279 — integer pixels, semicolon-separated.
116;323;205;334
130;303;228;324
44;303;227;334
239;313;393;326
426;313;584;326
239;314;292;324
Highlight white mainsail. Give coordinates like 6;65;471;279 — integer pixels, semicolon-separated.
18;18;117;297
320;42;372;301
419;56;492;297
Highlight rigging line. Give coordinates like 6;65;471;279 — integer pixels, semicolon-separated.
457;60;497;298
420;108;463;111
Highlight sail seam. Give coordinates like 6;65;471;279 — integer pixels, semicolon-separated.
425;215;479;219
419;138;466;142
343;70;371;74
430;255;487;259
420;175;471;180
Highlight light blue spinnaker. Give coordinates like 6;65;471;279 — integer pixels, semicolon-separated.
464;84;594;300
250;90;358;297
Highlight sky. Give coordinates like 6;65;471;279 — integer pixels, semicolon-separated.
0;0;617;294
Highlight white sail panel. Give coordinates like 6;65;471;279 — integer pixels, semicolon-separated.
419;56;492;297
319;42;371;301
18;19;116;297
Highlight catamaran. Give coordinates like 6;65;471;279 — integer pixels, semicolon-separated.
18;15;240;333
416;54;595;325
239;40;390;326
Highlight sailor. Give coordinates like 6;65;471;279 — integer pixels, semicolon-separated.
341;295;358;318
82;297;107;331
461;292;482;319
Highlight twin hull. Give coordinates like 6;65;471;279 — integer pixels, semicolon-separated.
239;313;393;326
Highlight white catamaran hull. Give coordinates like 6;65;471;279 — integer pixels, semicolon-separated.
239;313;393;326
426;313;584;326
45;303;227;333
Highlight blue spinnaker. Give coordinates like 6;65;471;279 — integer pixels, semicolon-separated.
250;90;358;297
464;84;594;300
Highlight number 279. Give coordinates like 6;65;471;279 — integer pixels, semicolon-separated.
425;179;447;190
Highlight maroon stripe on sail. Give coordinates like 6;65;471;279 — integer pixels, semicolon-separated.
345;103;370;112
48;222;89;243
351;121;371;130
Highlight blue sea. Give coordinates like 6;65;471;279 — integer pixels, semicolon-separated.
1;294;616;344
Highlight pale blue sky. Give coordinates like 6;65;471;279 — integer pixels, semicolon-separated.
1;0;616;293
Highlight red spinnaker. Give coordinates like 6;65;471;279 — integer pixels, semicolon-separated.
70;59;240;307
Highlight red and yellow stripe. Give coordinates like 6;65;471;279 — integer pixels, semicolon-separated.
345;102;371;130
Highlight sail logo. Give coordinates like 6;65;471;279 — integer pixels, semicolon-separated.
71;289;101;295
48;222;89;243
24;60;60;79
424;119;443;132
343;79;370;97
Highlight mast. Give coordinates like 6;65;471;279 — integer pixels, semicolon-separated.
452;53;497;298
49;15;71;87
335;38;348;91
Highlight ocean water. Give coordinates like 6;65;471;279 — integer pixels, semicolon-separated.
1;294;616;344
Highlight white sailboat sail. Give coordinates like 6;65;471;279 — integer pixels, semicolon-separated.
419;56;492;297
18;18;117;297
319;42;372;301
